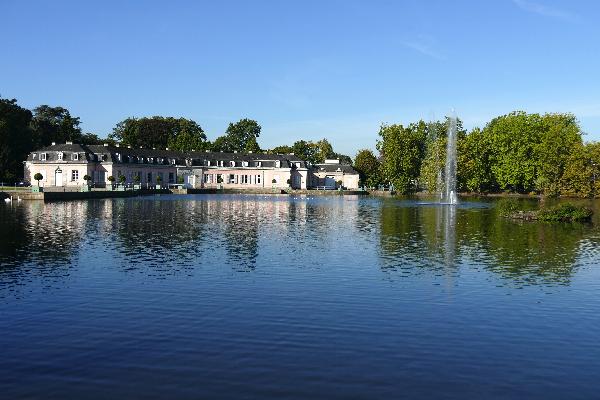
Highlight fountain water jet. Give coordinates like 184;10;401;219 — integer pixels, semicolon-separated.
441;114;458;205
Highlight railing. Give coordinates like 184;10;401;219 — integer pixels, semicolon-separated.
315;186;336;190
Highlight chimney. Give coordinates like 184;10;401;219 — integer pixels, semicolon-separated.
66;141;73;145
51;142;56;146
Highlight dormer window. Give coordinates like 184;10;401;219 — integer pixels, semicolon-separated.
57;153;63;161
72;153;79;161
219;160;224;167
230;161;236;167
138;157;143;164
207;160;211;166
170;159;176;165
242;161;248;167
256;161;262;167
40;153;47;161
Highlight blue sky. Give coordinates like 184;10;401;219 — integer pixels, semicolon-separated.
2;0;600;155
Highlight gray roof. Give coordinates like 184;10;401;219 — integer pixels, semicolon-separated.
313;163;359;174
28;143;308;169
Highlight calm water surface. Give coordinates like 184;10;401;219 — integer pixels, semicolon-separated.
1;194;600;399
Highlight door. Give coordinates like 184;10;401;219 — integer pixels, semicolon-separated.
325;176;336;188
55;171;63;186
185;174;195;188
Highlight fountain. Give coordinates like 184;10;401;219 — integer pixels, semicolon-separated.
441;114;458;205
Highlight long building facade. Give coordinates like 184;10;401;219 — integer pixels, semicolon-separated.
24;142;360;190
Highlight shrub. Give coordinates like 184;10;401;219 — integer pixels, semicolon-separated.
496;198;520;216
537;203;593;222
33;172;43;186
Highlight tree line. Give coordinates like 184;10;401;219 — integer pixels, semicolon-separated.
353;111;600;197
3;96;599;197
0;96;351;182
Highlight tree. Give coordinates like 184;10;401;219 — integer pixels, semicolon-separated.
34;172;43;186
0;97;33;182
245;136;261;153
83;175;92;186
377;121;428;194
291;140;319;165
315;138;335;163
119;175;126;185
269;145;294;154
211;135;234;152
107;176;115;186
224;118;261;152
167;119;209;151
354;149;382;187
109;116;208;151
31;105;82;147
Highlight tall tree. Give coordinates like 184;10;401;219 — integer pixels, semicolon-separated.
31;105;82;147
354;149;382;187
0;98;33;181
224;118;262;152
377;121;428;193
109;116;208;150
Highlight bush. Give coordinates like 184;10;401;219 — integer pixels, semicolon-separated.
496;198;520;216
537;203;593;222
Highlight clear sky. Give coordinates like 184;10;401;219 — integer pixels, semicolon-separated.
2;0;600;155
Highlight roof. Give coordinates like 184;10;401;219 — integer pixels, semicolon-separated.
313;163;359;174
27;143;308;169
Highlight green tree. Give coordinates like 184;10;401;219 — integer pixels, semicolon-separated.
33;172;43;186
167;119;209;151
457;127;496;193
0;97;33;181
211;135;234;152
31;105;82;147
223;118;262;152
109;116;207;151
534;113;582;196
354;149;382;187
291;140;320;165
269;145;294;154
377;121;428;194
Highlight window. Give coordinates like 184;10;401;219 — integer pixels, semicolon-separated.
207;160;211;166
147;172;152;183
170;159;176;165
230;161;236;167
169;172;175;183
40;153;47;161
257;175;261;184
229;174;235;184
219;160;224;167
72;153;79;161
71;170;79;181
256;161;262;167
57;153;63;161
242;161;248;167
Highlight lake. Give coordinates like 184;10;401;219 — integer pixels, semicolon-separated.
1;194;600;399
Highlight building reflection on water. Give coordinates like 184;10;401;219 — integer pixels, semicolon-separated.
1;195;599;290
